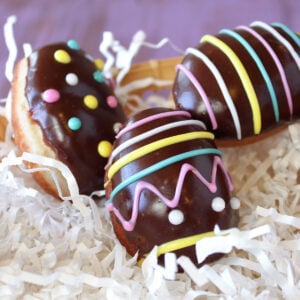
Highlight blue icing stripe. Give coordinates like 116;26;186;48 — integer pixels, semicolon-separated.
220;28;280;123
272;22;300;48
106;148;222;204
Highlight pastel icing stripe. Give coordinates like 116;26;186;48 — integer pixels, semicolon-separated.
176;64;218;130
106;131;215;183
186;47;242;139
106;148;223;204
251;21;300;70
106;155;233;231
271;22;300;47
237;25;293;116
138;230;218;265
201;34;262;135
220;28;280;122
107;119;207;165
116;110;191;139
156;230;216;258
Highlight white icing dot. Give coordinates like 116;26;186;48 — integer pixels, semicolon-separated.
211;197;225;212
168;209;184;225
113;122;122;134
65;73;78;86
230;197;241;210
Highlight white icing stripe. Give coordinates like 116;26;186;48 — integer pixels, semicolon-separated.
186;47;242;140
271;22;300;47
251;21;300;70
237;25;293;116
108;119;207;165
116;110;191;139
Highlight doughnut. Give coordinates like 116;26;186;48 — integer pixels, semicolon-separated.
0;115;7;142
104;107;239;268
11;41;126;197
173;21;300;140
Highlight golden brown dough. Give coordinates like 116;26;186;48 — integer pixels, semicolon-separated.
12;58;68;197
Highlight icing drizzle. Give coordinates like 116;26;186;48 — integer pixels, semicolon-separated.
220;28;280;122
174;21;300;139
106;156;233;231
138;230;218;265
105;109;234;231
201;34;262;135
175;64;218;130
107;118;207;166
251;21;300;70
237;25;294;116
26;41;126;194
185;47;242;139
106;131;215;184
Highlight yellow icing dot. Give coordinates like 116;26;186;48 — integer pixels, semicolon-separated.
84;95;99;110
98;140;112;158
54;49;71;64
94;58;105;70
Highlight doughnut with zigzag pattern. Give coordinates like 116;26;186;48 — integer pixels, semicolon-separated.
105;107;239;267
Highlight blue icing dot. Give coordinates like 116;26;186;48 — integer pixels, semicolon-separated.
67;39;80;50
68;117;82;131
93;70;104;83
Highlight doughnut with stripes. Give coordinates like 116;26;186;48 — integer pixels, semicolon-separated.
173;21;300;140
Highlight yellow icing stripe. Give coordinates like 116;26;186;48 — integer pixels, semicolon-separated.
201;34;262;135
138;230;219;266
107;131;214;182
157;231;216;256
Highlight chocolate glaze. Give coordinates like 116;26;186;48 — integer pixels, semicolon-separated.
173;22;300;140
26;42;126;194
105;107;239;268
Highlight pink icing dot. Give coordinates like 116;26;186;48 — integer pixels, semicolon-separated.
42;89;60;103
106;95;118;108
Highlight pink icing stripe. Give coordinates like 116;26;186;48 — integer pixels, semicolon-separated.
237;25;293;116
176;64;218;130
106;156;233;231
116;110;191;139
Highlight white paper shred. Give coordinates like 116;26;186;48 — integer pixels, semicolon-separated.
0;16;300;299
99;29;179;116
3;15;17;82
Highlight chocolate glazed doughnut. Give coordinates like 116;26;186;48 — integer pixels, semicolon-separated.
105;107;239;268
12;41;126;197
173;21;300;140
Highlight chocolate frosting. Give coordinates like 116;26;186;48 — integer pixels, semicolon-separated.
105;107;239;267
173;22;300;140
26;42;126;194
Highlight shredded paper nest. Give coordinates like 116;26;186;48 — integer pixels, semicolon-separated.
0;16;300;299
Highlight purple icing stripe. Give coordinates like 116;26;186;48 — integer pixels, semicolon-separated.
116;110;191;139
238;25;293;116
176;64;218;130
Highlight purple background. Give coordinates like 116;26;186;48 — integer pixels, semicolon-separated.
1;0;299;95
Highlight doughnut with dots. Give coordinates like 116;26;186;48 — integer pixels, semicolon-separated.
11;41;126;197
